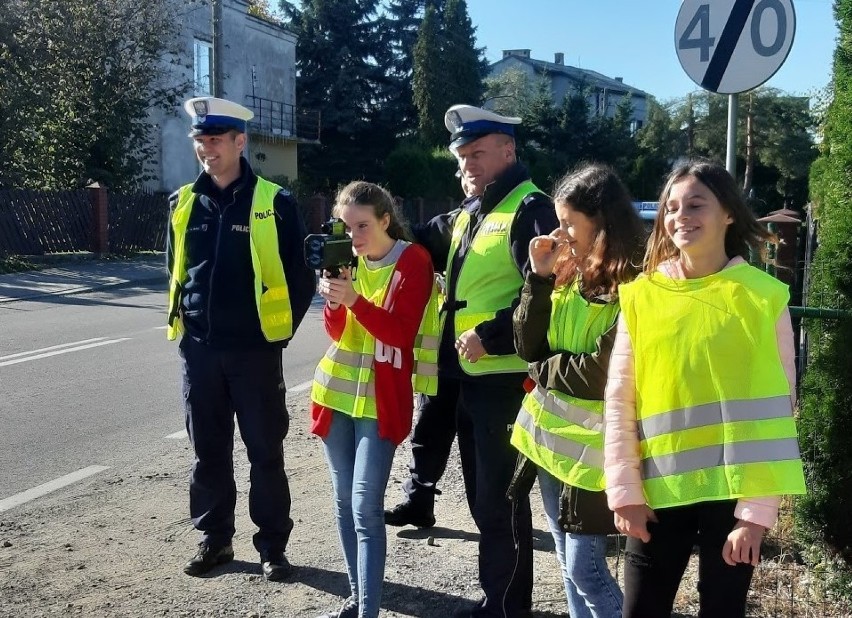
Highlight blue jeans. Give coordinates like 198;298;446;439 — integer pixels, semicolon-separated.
322;412;396;618
538;470;623;618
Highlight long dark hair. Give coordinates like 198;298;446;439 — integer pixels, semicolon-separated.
333;181;412;241
552;163;644;298
645;158;774;274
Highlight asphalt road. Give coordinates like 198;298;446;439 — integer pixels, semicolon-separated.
0;281;328;500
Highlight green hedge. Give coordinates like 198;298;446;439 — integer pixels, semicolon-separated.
384;144;463;200
795;0;852;588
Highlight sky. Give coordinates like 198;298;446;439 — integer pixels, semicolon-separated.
465;0;837;102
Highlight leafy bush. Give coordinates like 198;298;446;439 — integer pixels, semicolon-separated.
795;0;852;587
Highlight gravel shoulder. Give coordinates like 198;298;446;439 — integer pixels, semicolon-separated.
0;393;576;618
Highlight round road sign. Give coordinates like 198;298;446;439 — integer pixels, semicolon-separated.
675;0;796;94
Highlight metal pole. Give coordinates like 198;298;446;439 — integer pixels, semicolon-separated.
212;0;224;97
726;93;738;176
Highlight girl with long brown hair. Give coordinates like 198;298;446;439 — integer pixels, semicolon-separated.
509;163;644;618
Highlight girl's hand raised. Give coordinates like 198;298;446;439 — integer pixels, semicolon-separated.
318;267;359;309
529;232;568;278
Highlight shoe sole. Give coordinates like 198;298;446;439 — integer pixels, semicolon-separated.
385;518;436;529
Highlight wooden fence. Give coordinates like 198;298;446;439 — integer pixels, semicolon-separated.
0;188;459;257
0;189;92;255
0;186;170;256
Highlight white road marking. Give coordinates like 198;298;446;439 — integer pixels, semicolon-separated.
0;338;131;367
165;430;188;440
152;326;168;330
0;465;110;513
289;380;313;393
0;338;106;362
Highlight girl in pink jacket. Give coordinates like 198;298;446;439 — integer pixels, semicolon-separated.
604;159;806;617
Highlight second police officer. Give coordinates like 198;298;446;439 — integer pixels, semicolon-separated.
389;104;559;618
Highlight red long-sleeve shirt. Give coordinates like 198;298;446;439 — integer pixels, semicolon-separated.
311;243;434;445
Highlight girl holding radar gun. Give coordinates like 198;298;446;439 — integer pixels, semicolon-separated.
604;159;807;617
311;182;439;618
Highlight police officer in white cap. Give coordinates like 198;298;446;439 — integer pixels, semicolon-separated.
386;104;558;617
166;96;316;580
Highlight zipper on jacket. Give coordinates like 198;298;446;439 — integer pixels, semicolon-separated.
205;188;240;342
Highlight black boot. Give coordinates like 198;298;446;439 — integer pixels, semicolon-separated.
183;542;234;577
384;500;436;528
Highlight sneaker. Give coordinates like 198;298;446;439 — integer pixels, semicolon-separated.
384;500;436;528
182;542;234;576
260;550;292;581
318;595;358;618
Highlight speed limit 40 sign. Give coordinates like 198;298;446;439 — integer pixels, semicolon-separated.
675;0;796;94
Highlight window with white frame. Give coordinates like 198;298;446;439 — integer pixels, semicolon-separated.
194;39;212;96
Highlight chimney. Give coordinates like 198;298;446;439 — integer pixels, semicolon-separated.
502;49;531;59
554;52;564;65
614;77;623;83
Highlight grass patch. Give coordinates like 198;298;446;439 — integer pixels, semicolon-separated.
0;255;41;274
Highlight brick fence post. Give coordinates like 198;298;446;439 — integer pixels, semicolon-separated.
308;194;328;233
87;182;109;255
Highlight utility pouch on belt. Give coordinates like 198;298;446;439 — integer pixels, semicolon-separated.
558;483;618;536
506;454;538;502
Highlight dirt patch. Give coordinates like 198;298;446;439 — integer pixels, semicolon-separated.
2;391;819;617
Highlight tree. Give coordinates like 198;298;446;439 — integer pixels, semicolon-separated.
441;0;486;107
412;5;445;147
412;0;485;147
796;0;852;580
280;0;390;190
378;0;446;137
0;0;190;190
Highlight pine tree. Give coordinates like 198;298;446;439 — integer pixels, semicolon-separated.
280;0;389;190
412;5;445;147
411;0;484;147
441;0;485;108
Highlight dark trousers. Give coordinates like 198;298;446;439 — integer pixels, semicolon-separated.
456;378;533;618
402;378;460;507
623;500;755;618
179;335;293;555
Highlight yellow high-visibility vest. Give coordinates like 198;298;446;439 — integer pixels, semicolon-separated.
167;178;293;342
447;180;540;375
511;280;619;491
619;263;807;509
311;246;440;418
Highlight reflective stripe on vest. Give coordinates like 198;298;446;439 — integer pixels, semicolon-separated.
446;180;539;375
311;246;440;418
514;407;605;490
412;276;441;396
619;263;806;509
510;280;618;491
167;178;293;342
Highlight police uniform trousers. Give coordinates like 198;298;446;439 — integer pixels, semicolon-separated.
455;375;534;617
402;378;459;506
179;335;293;555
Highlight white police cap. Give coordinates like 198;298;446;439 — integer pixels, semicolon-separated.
183;96;254;136
444;104;521;150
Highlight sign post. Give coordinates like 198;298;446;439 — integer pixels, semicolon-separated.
675;0;796;175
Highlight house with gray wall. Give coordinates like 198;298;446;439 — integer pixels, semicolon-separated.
489;49;649;131
146;0;318;192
